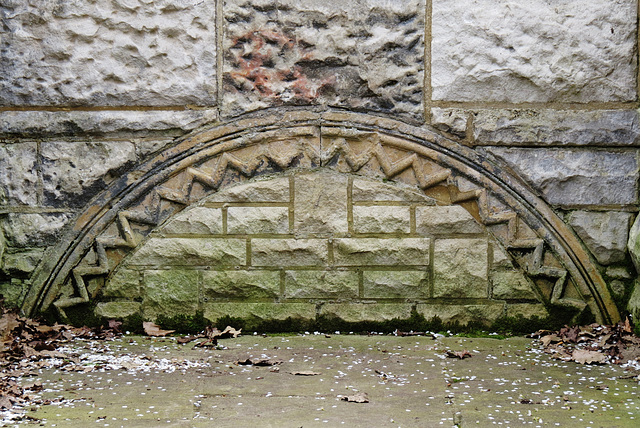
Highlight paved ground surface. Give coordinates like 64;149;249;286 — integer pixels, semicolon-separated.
3;334;640;427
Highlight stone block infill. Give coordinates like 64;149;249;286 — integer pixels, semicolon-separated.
433;239;488;298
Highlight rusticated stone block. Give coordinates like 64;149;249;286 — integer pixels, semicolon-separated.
352;178;435;203
209;176;290;203
568;211;633;265
474;110;640;146
223;0;424;119
505;303;549;319
416;205;483;235
128;238;246;266
432;0;636;103
203;270;280;300
252;239;328;267
430;108;469;139
353;206;410;234
204;302;316;323
491;270;537;300
284;270;359;299
486;148;639;206
0;0;216;106
294;172;348;236
227;207;289;235
1;249;44;276
320;303;413;322
142;269;200;319
433;239;488;298
162;207;223;235
103;268;142;299
41;141;136;208
363;270;428;299
1;213;72;247
417;303;505;326
95;301;141;319
334;238;430;266
0;142;38;206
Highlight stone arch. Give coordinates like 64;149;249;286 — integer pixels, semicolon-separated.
21;111;620;325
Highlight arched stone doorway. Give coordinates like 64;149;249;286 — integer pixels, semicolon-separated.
21;111;620;326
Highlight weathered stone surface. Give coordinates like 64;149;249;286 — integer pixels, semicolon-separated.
492;270;537;300
321;303;413;322
162;207;223;235
628;216;640;274
142;269;200;319
203;270;280;300
294;172;348;236
417;303;505;326
128;238;246;266
486;148;639;206
474;110;640;146
252;239;328;267
228;207;289;235
0;142;38;206
95;301;141;319
433;239;488;298
492;243;513;269
285;270;359;299
1;249;44;275
353;206;410;234
505;303;549;319
606;266;633;280
352;177;435;203
102;268;142;299
41;141;136;207
1;213;72;247
432;0;636;102
0;279;25;308
0;110;218;138
210;176;291;203
204;303;316;323
416;205;483;235
626;280;640;320
363;270;428;299
610;280;627;299
223;0;424;119
430;108;469;139
0;0;216;106
569;211;632;265
334;238;430;266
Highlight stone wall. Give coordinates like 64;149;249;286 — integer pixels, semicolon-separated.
1;0;639;326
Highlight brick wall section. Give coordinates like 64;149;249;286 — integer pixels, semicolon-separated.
98;171;547;325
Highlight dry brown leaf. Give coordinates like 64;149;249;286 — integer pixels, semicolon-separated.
142;322;175;337
446;350;473;359
341;392;369;403
572;349;607;365
291;370;321;376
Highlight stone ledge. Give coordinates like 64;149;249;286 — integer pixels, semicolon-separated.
203;303;317;323
320;303;413;323
0;110;218;137
416;302;505;326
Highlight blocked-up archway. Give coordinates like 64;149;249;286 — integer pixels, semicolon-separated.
22;111;620;326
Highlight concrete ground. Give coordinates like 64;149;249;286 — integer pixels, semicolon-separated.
3;334;639;427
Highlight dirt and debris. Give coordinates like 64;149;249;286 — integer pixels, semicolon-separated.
532;318;640;372
340;392;369;403
445;349;473;359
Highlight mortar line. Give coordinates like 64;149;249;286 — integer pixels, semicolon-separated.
216;0;224;119
424;0;433;124
358;270;364;299
279;269;286;299
221;206;228;234
246;238;252;267
410;204;417;235
487;240;494;299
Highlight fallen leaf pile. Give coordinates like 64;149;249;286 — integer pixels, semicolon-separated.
446;349;473;359
532;318;640;367
0;303;123;410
